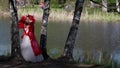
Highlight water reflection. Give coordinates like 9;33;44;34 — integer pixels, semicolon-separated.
113;51;120;66
75;22;120;65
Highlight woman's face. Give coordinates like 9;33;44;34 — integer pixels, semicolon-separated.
24;16;30;25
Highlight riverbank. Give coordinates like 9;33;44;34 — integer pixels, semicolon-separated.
0;58;103;68
1;7;120;23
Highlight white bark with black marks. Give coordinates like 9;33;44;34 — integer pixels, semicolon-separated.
40;0;50;60
62;0;84;60
90;0;95;8
90;0;101;8
102;0;108;12
116;0;120;13
9;0;24;61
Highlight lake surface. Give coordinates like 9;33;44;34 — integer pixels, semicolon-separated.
0;20;120;66
0;19;11;56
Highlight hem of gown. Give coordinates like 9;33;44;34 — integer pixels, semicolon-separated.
21;35;44;62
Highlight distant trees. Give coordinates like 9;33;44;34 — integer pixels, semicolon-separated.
16;0;40;8
102;0;108;12
90;0;101;8
34;0;40;4
90;0;120;13
58;0;66;4
90;0;108;12
101;0;120;13
90;0;96;8
116;0;120;13
58;0;66;7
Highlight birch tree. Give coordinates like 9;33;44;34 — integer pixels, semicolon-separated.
62;0;84;60
116;0;120;13
9;0;24;61
90;0;95;8
90;0;101;8
40;0;50;60
102;0;108;12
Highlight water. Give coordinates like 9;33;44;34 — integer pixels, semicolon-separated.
75;22;120;65
0;20;11;56
1;20;120;66
35;22;71;58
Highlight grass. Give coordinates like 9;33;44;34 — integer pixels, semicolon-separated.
17;6;120;23
0;0;119;23
75;51;119;68
82;7;120;23
0;2;119;23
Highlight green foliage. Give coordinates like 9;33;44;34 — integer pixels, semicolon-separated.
50;0;61;8
91;0;115;4
107;0;116;3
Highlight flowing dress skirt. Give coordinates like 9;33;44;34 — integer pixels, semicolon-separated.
21;35;44;62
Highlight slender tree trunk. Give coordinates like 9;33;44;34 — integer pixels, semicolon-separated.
116;0;120;13
90;0;100;8
40;0;50;60
98;50;102;64
102;0;108;12
9;0;24;61
62;0;84;60
90;0;95;8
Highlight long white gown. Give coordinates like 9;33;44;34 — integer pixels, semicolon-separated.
20;27;44;62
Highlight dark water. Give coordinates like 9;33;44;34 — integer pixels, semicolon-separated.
0;20;120;66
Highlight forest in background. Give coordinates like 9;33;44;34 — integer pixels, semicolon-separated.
0;0;120;22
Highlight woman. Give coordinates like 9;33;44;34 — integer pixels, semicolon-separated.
18;15;44;62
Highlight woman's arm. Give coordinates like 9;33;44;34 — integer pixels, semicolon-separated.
18;16;26;28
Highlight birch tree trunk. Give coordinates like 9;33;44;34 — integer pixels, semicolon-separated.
62;0;84;60
90;0;95;8
102;0;108;12
9;0;24;61
90;0;100;8
116;0;120;13
40;0;50;60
